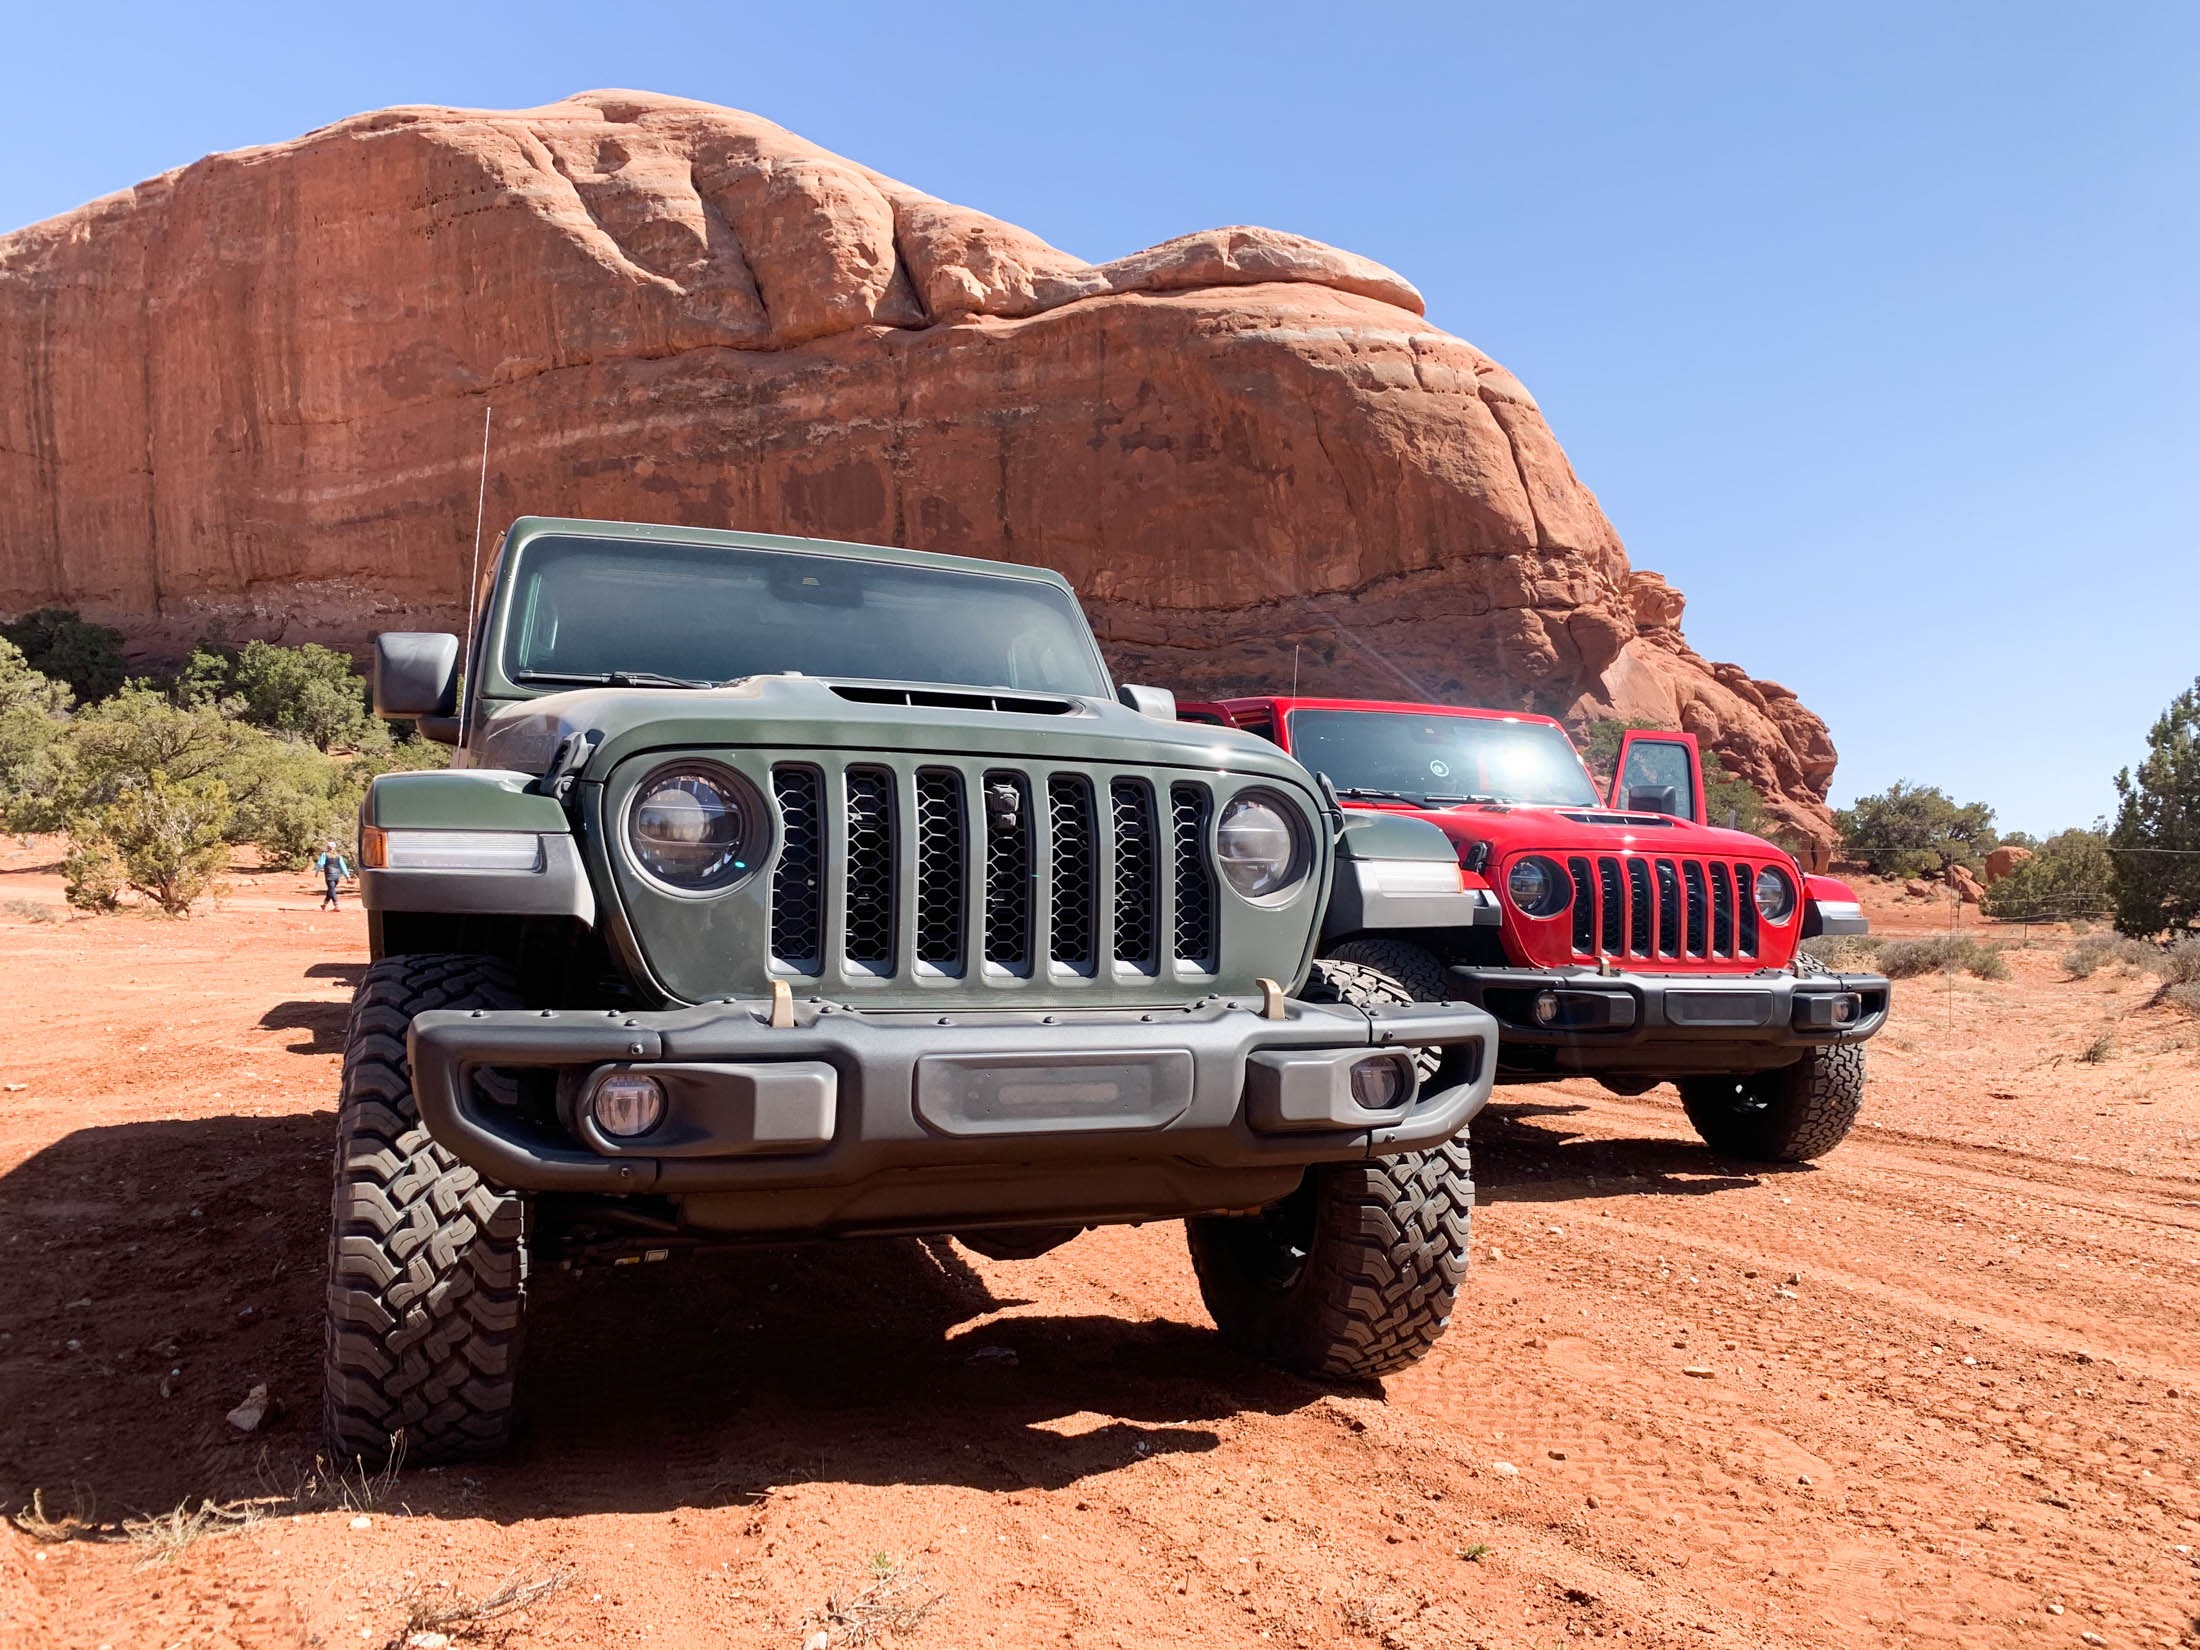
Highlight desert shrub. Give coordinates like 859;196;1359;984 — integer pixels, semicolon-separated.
180;637;385;754
1876;932;2009;980
3;896;58;923
1980;828;2114;923
0;609;128;702
0;640;73;831
1835;782;1999;879
2165;983;2200;1018
2111;675;2200;938
2063;932;2157;978
2161;938;2200;986
1799;933;1884;970
82;771;232;914
60;839;123;912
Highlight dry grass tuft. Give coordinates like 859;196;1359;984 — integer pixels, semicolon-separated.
803;1553;945;1649
1;897;58;923
2079;1032;2115;1064
11;1487;95;1543
383;1565;574;1648
2064;933;2158;979
123;1498;270;1566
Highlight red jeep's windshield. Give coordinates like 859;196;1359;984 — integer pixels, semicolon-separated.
1287;709;1600;808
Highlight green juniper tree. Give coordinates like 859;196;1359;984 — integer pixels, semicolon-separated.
2111;676;2200;937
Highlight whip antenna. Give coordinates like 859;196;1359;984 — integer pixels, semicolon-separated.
459;404;493;743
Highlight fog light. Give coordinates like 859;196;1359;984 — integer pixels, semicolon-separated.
591;1073;665;1139
1533;991;1560;1026
1831;995;1859;1026
1349;1056;1410;1111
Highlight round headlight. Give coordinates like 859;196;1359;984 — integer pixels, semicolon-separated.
1506;855;1571;918
1216;791;1308;901
629;765;759;892
1753;865;1797;923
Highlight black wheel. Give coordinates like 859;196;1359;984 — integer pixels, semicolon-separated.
324;954;528;1465
1185;956;1474;1380
1678;1041;1867;1162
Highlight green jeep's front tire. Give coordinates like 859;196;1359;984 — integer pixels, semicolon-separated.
1185;957;1475;1381
323;954;529;1466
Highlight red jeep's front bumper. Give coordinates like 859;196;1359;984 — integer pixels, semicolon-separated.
1446;964;1890;1079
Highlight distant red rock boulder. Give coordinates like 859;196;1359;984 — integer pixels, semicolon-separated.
0;91;1842;859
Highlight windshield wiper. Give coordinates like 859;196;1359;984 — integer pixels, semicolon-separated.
1334;786;1428;806
512;669;717;690
1422;792;1502;806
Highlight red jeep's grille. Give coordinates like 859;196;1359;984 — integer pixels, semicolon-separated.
1556;854;1767;963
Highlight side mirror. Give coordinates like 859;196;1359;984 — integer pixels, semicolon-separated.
372;632;461;741
1117;683;1177;720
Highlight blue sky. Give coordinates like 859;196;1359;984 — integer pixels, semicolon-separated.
4;1;2193;834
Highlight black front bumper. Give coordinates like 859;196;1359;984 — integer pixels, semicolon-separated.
1447;964;1890;1078
408;992;1496;1236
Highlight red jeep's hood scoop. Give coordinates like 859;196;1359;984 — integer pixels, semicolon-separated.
1558;811;1679;828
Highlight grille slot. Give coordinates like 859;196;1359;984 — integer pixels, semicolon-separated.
1047;776;1099;972
913;768;966;975
982;771;1034;973
1626;857;1653;955
1567;857;1596;955
1737;867;1760;957
1655;860;1682;957
769;765;824;972
1710;862;1735;958
1110;780;1160;972
1683;862;1709;957
843;767;896;974
1597;857;1625;955
1170;783;1217;969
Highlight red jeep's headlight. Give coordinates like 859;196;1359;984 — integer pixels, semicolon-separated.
1753;866;1797;923
1506;855;1571;918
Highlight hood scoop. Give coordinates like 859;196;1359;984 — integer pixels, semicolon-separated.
1559;811;1677;827
829;684;1080;716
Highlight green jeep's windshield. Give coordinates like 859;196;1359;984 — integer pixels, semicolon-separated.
1287;708;1601;808
500;535;1112;697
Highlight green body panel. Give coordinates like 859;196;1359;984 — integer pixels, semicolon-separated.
365;769;572;833
1335;811;1459;862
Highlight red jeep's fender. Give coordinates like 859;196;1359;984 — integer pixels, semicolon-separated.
1803;874;1869;938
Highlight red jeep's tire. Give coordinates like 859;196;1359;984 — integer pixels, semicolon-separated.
1678;1041;1867;1163
323;954;529;1466
1185;957;1474;1381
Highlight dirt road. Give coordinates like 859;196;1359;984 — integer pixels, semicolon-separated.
1;855;2195;1649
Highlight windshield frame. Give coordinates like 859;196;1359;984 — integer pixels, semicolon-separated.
481;527;1117;705
1284;706;1602;809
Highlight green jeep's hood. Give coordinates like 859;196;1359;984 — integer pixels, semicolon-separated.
470;676;1310;786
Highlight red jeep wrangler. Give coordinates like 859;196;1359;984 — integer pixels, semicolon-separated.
1179;697;1889;1162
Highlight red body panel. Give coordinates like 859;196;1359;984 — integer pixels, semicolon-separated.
1182;696;1807;975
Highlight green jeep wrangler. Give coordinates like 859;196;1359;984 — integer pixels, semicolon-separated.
329;517;1497;1462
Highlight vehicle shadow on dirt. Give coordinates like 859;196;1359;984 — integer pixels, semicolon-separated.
1470;1096;1803;1202
256;1001;351;1053
0;1113;1327;1523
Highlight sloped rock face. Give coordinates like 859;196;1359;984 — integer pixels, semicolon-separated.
0;92;1838;859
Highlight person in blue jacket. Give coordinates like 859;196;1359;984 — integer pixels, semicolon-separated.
314;842;352;911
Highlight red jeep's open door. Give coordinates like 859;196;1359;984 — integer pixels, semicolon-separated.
1610;729;1704;822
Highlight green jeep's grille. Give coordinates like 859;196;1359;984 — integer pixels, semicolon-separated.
754;757;1223;988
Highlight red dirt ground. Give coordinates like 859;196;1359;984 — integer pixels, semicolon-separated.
1;841;2196;1649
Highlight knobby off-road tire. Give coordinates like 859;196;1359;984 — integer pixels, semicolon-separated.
1186;957;1474;1381
324;954;528;1466
1678;957;1867;1162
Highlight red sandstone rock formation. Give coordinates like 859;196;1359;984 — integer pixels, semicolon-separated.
0;91;1840;858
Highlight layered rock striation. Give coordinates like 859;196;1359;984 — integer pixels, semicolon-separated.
0;92;1838;856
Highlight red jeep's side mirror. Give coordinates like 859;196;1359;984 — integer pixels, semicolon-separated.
1610;730;1704;822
